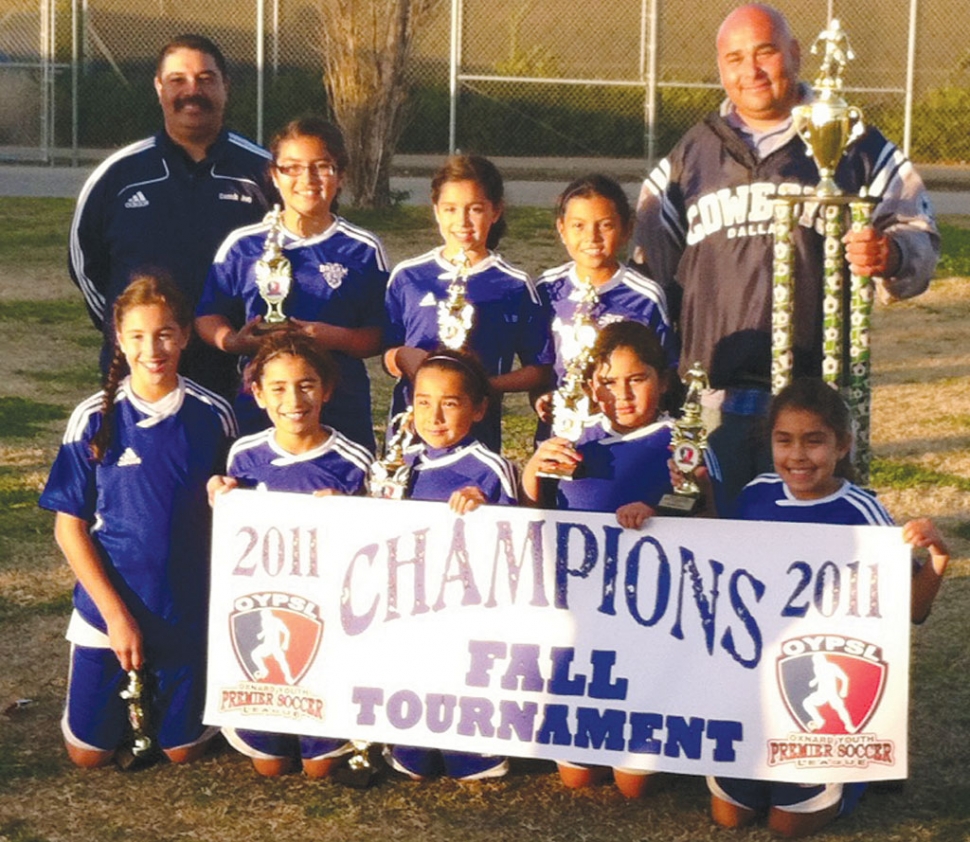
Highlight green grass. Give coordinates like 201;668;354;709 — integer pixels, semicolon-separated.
938;222;970;276
0;397;67;438
0;199;75;265
14;365;100;392
0;299;89;325
871;457;970;493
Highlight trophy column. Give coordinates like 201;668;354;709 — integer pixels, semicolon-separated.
770;19;878;486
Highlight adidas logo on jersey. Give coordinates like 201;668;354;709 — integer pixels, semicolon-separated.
124;191;149;209
117;447;142;466
419;291;437;307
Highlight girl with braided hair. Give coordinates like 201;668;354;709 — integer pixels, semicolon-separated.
40;273;236;768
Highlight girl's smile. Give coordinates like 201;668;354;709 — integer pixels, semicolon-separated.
413;367;487;450
771;407;849;500
433;179;502;264
116;303;189;402
253;353;333;453
557;194;629;286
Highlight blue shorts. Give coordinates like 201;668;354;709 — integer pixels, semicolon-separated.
386;745;508;780
223;727;351;762
63;643;212;753
708;776;867;816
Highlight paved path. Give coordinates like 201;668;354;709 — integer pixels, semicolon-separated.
1;162;967;214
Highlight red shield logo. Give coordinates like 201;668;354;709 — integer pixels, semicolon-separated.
230;600;323;686
778;647;887;735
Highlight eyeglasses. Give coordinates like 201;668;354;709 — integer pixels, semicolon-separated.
274;161;339;178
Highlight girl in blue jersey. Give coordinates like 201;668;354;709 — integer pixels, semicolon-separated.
384;154;550;452
534;175;677;430
196;116;388;451
385;349;516;779
709;378;949;838
523;320;716;798
39;274;237;768
208;332;370;777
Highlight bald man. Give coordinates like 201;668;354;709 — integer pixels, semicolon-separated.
632;4;938;510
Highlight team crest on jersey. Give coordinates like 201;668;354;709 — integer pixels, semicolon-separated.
229;593;323;686
767;636;895;769
319;262;348;289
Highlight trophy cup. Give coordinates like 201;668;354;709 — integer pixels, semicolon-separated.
772;19;877;485
537;277;600;479
657;362;709;516
367;409;416;499
437;249;475;350
115;668;155;770
254;204;293;332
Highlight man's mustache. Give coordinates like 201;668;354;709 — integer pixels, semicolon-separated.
174;95;215;112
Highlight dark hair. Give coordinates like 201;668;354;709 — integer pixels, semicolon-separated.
90;272;192;463
415;347;492;408
555;173;633;231
430;155;507;249
768;378;855;481
248;331;339;393
585;320;679;413
156;34;228;78
269;116;348;212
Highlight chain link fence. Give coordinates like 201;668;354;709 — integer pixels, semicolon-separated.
0;0;967;166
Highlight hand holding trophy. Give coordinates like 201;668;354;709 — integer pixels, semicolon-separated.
254;204;293;332
657;362;710;516
437;249;474;350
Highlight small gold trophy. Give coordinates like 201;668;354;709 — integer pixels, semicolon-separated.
254;204;293;331
791;19;864;198
657;362;709;517
331;739;383;789
538;276;599;479
367;409;416;499
116;668;155;770
437;249;474;350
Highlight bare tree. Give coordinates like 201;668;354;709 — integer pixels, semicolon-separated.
320;0;442;209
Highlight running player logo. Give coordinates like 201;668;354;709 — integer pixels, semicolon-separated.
230;594;323;686
777;637;887;735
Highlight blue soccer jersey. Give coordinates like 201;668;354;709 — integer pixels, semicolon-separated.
198;216;389;450
385;248;549;450
227;427;370;495
536;262;678;383
40;376;236;641
736;474;894;526
406;438;519;506
556;417;675;512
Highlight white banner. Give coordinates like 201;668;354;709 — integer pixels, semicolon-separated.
204;491;911;782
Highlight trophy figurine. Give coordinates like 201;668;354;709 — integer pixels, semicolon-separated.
791;19;864;198
115;668;155;770
657;362;709;517
254;204;293;331
437;249;475;350
538;276;600;479
368;409;416;499
331;740;383;789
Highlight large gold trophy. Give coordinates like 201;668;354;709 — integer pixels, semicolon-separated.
772;19;877;484
657;362;710;516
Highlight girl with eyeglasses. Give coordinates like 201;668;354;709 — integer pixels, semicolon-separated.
196;116;388;451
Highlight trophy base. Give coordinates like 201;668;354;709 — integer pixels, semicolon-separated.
331;744;383;789
656;492;701;517
115;742;159;772
254;318;290;334
535;469;574;482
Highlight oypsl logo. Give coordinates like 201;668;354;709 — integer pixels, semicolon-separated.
768;636;895;769
777;636;887;735
229;593;323;686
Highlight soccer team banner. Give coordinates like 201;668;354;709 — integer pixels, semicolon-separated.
203;491;911;783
